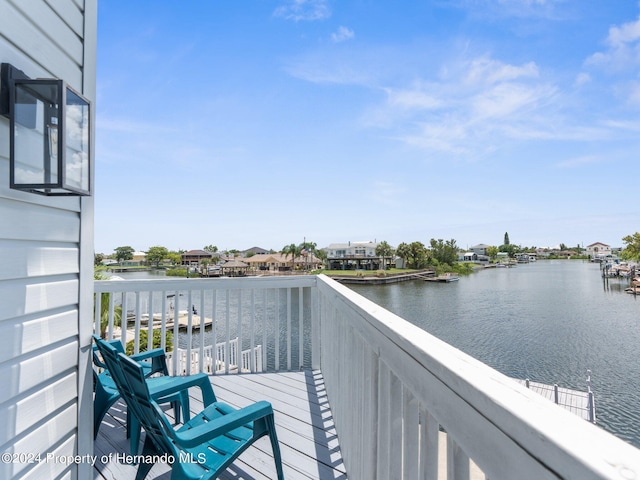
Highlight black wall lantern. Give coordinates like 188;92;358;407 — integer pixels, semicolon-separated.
1;63;91;196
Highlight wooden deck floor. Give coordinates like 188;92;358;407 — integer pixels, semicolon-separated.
94;370;347;479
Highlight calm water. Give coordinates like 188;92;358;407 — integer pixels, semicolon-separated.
349;260;640;448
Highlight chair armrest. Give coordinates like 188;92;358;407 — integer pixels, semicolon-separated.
175;401;274;448
130;348;166;362
147;373;216;405
130;348;169;376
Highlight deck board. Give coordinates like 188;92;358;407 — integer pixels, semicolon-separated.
93;370;346;479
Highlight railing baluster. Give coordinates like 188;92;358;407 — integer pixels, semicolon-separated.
403;386;419;479
238;290;242;374
146;291;153;352
447;435;470;480
299;286;304;369
421;409;439;480
262;289;267;372
287;287;292;370
134;291;142;353
275;288;280;371
211;288;217;374
172;289;180;375
199;288;205;373
225;289;230;374
160;291;167;351
121;292;128;348
250;289;256;373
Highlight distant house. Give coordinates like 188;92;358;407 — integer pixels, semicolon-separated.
323;241;393;270
585;242;612;259
244;253;323;272
461;252;478;261
121;251;147;266
470;244;491;256
181;249;213;265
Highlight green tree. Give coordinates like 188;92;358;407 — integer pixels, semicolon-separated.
94;253;104;266
146;246;169;267
126;329;173;355
114;246;134;264
504;232;510;245
203;245;218;254
621;232;640;261
429;238;458;266
395;242;410;268
166;251;182;265
375;241;394;270
396;241;428;269
486;246;499;260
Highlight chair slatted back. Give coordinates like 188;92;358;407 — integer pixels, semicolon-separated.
93;335;175;456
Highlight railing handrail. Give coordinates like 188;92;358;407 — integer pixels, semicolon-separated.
315;274;640;480
93;274;640;479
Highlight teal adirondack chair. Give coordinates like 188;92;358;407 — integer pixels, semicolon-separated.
94;336;285;480
92;337;191;454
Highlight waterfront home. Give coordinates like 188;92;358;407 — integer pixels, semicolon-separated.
470;243;491;256
585;242;612;260
324;240;393;270
3;3;640;480
243;252;324;272
181;249;214;266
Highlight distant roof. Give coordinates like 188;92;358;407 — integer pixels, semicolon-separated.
182;250;212;256
324;241;388;250
586;242;610;247
241;246;269;255
471;244;491;249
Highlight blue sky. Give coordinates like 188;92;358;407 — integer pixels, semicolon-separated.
95;1;640;254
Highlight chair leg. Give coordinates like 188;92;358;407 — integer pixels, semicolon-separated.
265;414;285;480
135;436;158;480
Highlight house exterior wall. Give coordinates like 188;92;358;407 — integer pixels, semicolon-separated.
0;1;96;479
585;242;612;259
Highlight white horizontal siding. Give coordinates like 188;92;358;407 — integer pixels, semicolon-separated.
0;240;79;280
0;199;80;241
0;0;96;477
0;0;82;86
0;372;76;442
0;339;79;406
0;310;79;364
0;403;77;479
0;277;79;322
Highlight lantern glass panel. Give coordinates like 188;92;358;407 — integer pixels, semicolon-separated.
65;88;90;193
12;81;61;189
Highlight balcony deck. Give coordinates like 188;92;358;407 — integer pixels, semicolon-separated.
93;370;346;479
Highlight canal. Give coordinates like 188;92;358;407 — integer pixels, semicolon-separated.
349;260;640;449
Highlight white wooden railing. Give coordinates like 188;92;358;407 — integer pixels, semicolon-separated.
94;275;640;479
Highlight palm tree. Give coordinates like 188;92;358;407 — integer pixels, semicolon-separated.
281;243;302;271
375;240;394;270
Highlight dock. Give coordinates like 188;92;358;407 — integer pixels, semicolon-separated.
424;273;459;283
130;310;215;331
512;377;596;423
331;269;435;284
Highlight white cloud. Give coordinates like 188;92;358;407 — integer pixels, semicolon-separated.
274;0;331;22
464;57;539;85
585;16;640;71
331;26;354;43
574;72;591;87
554;155;602;169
